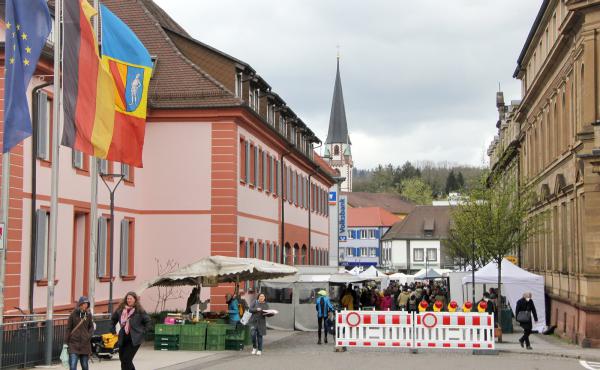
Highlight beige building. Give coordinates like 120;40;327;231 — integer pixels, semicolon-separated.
489;0;600;347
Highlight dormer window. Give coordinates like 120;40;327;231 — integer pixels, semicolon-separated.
254;88;260;112
249;88;255;109
235;72;243;98
267;104;275;125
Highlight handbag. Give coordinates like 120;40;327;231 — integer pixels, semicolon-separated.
240;311;252;325
516;310;531;323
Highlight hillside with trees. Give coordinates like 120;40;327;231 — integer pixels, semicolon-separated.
352;161;486;204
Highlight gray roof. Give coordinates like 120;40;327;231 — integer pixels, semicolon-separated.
381;206;451;241
326;58;351;144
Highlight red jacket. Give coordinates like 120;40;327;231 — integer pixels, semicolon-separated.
380;296;392;311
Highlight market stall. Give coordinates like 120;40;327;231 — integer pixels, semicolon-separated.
137;255;297;351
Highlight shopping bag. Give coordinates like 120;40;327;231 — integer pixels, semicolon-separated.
240;311;252;325
516;310;531;324
60;345;69;367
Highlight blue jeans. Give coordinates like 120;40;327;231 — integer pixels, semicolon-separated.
69;353;89;370
251;328;263;351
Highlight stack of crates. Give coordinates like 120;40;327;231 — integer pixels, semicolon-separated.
180;323;207;351
154;324;180;351
206;323;229;351
225;325;245;351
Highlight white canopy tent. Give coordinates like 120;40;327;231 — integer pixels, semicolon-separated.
388;272;415;285
462;259;546;332
359;266;390;289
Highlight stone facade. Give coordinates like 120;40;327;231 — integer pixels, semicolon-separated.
489;0;600;347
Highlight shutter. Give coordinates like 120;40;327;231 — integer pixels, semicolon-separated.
262;151;267;190
120;219;129;276
376;247;381;257
375;229;380;239
97;218;107;277
36;91;48;159
34;210;48;280
263;242;267;260
270;244;274;262
245;142;250;183
270;157;275;193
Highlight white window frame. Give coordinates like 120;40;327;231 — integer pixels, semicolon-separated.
72;149;84;170
97;217;109;277
34;209;49;280
99;159;108;175
235;72;243;98
120;219;131;276
413;248;424;262
426;248;438;262
121;163;131;181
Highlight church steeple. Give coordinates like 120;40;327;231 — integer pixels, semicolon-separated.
326;57;351;145
325;55;353;192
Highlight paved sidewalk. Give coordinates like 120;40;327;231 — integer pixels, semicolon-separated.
496;325;600;362
38;330;297;370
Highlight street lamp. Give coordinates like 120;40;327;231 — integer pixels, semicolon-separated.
100;171;125;313
471;240;476;303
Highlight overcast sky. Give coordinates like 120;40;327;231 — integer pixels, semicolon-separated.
155;0;541;169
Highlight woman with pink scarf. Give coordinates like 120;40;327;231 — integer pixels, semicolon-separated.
111;292;151;370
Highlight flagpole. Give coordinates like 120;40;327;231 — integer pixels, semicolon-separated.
0;152;10;368
45;0;62;364
88;0;100;315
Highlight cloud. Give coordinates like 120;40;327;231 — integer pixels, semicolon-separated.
154;0;541;168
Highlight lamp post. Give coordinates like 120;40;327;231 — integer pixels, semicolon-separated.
100;171;124;313
471;240;476;303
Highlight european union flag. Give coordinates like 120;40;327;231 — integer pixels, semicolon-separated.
3;0;52;153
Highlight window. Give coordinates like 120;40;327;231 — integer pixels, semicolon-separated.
269;156;274;193
427;248;437;262
346;248;353;257
360;230;368;239
333;145;339;156
235;72;242;98
34;209;50;280
36;91;51;160
120;218;134;277
255;88;260;112
245;141;250;183
97;217;111;278
254;145;259;186
270;243;275;262
99;159;109;175
262;150;267;191
413;248;424;262
361;248;368;257
262;287;292;304
245;240;251;259
72;150;84;170
275;160;280;196
263;242;268;261
369;248;377;257
258;148;263;190
121;163;133;182
240;138;247;182
249;88;255;109
254;241;260;259
249;144;256;186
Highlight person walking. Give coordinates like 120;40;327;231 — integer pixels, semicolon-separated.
315;290;334;344
249;292;269;356
341;289;354;310
397;289;411;311
65;296;94;370
111;292;151;370
226;293;241;325
515;292;538;350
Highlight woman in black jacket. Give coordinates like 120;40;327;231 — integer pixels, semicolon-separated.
515;292;538;350
111;292;151;370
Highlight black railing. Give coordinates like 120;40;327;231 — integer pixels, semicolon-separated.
0;316;112;369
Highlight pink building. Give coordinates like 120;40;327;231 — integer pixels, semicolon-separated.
0;0;336;314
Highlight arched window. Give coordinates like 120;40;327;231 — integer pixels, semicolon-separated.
334;145;339;155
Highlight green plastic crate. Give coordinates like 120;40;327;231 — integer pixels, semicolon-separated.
244;326;251;345
154;342;179;351
180;341;206;351
225;328;245;341
207;324;231;336
225;339;244;351
155;324;181;336
181;324;207;337
180;335;206;345
206;343;225;351
154;334;179;343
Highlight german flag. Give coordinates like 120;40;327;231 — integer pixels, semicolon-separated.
62;0;116;161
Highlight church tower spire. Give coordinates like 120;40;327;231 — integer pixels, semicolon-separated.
324;54;353;192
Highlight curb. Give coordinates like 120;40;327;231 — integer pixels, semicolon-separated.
498;348;600;362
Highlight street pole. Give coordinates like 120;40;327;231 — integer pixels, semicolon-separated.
45;0;62;363
471;241;476;303
100;173;124;314
0;152;11;368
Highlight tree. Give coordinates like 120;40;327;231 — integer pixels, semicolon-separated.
456;172;465;189
448;171;543;339
445;170;459;194
400;177;433;205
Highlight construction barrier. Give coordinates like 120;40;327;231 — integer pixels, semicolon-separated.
336;311;494;351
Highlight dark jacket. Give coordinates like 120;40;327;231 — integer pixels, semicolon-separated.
515;298;538;330
249;300;269;336
65;309;94;355
111;308;152;347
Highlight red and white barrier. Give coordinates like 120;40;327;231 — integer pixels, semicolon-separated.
336;311;413;348
335;311;495;351
413;312;495;349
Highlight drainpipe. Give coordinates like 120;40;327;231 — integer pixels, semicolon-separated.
308;173;312;265
29;82;52;314
280;152;289;264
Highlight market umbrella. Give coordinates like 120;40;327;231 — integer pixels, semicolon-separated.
138;255;298;289
137;255;297;318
